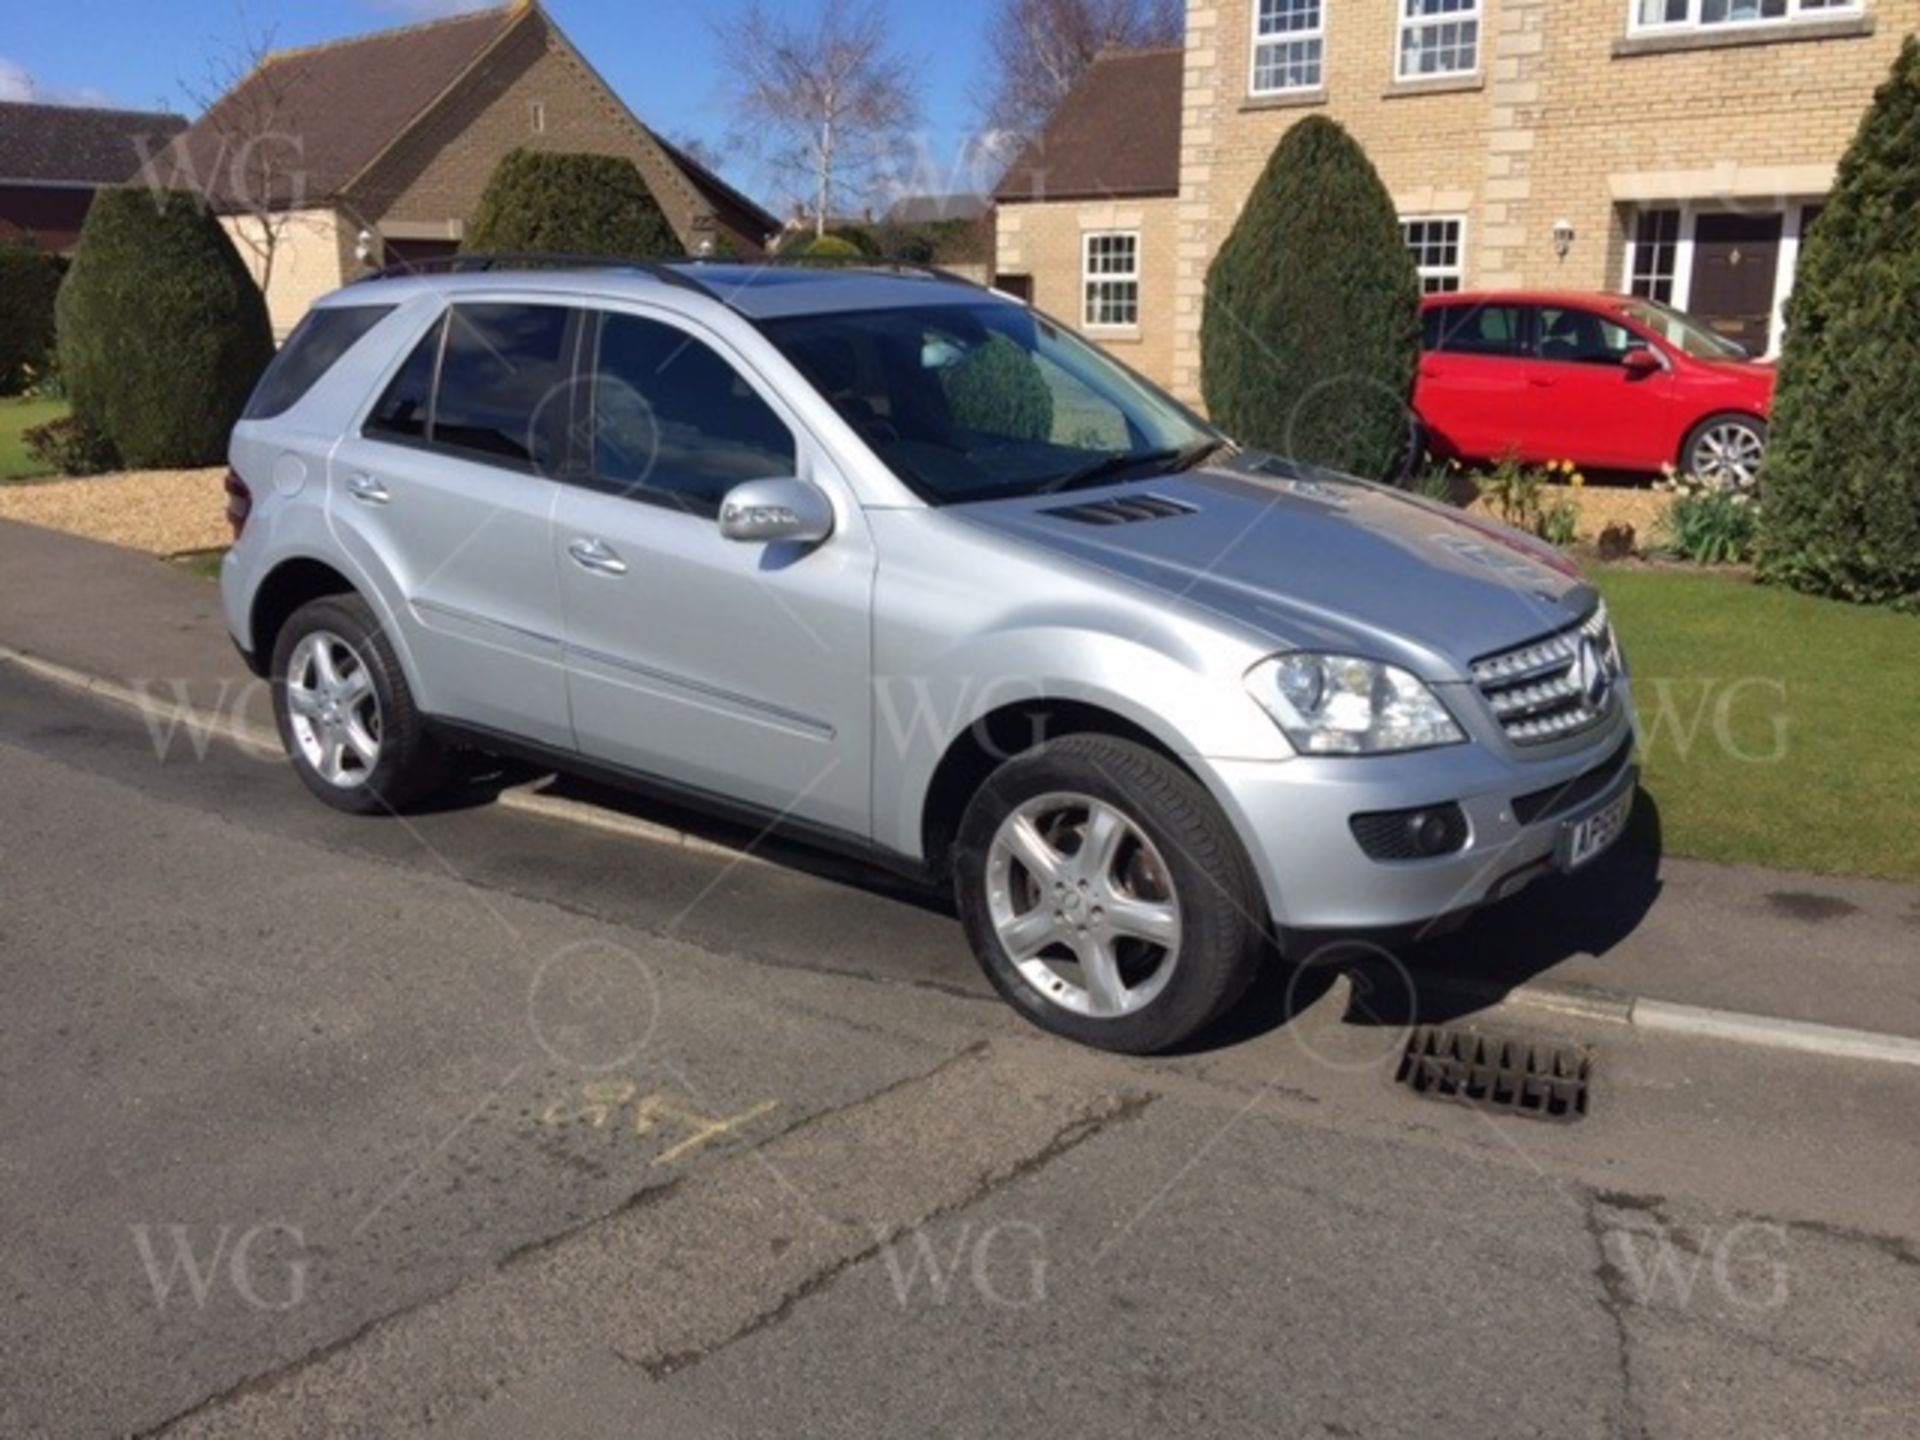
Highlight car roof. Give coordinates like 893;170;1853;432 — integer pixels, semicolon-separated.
1422;289;1642;310
326;260;1006;322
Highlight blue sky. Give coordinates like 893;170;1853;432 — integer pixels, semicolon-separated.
0;0;998;210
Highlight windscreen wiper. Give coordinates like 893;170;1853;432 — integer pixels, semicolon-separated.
1035;447;1183;494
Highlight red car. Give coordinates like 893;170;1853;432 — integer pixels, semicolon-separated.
1415;291;1776;486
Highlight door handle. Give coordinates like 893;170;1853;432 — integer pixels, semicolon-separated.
346;473;390;504
567;537;628;576
1527;376;1556;388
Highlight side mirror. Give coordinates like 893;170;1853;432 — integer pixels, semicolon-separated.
718;477;834;545
1622;347;1663;378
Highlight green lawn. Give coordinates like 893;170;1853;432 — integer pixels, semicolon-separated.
0;396;68;481
1598;567;1920;883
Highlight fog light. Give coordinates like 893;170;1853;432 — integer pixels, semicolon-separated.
1350;803;1470;862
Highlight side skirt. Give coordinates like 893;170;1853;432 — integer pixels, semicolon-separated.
425;715;936;888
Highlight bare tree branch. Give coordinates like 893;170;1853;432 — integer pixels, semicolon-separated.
976;0;1183;152
712;0;923;237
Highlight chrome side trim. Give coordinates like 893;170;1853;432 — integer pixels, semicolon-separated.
411;596;563;649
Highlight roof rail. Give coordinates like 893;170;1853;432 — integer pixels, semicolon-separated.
353;251;720;300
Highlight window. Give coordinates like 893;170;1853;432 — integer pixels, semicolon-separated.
1628;208;1681;304
1251;0;1325;95
761;302;1211;506
1631;0;1861;31
365;314;444;442
528;100;546;134
1398;0;1481;80
1082;232;1139;328
1534;306;1640;366
245;304;394;420
590;313;796;514
1423;303;1525;357
431;304;579;470
1401;216;1465;293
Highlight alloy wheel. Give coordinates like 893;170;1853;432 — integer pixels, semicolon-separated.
984;792;1182;1019
1690;422;1764;489
284;630;382;789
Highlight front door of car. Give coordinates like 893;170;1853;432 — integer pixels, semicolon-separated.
1416;302;1532;462
554;307;875;839
1523;305;1676;470
328;301;578;750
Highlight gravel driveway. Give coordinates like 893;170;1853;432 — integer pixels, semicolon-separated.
0;468;228;555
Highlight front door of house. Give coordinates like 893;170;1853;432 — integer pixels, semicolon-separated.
1688;213;1782;355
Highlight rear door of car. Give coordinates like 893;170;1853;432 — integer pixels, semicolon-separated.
327;297;580;749
1523;303;1677;470
552;305;876;838
1415;301;1532;462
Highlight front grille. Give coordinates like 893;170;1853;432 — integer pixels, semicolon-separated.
1044;494;1196;526
1471;603;1620;746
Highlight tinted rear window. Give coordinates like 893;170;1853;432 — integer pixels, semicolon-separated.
244;305;395;420
365;314;444;442
432;304;578;470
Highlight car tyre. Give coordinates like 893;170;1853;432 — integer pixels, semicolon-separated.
270;593;446;815
1682;412;1767;489
953;734;1266;1054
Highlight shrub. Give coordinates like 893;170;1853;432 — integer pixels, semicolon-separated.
464;149;678;258
1759;37;1920;609
0;239;61;396
941;334;1054;442
789;233;865;260
1660;474;1759;565
56;188;274;468
24;413;119;476
1200;116;1420;479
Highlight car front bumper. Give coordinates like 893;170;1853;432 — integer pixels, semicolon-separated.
1204;696;1639;936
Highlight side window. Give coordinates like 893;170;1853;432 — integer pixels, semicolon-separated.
1536;306;1637;366
591;313;797;514
365;313;443;442
245;305;395;420
433;304;579;469
1429;303;1526;358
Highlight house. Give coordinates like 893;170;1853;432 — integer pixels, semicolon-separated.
0;101;187;254
142;0;778;336
997;1;1915;402
884;193;992;225
993;49;1185;383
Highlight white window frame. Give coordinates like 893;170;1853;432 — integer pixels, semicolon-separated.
1395;0;1483;82
1618;199;1820;356
1082;231;1140;330
1400;214;1467;294
1249;0;1327;97
1626;0;1864;37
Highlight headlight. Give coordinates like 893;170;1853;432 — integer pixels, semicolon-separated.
1246;653;1465;755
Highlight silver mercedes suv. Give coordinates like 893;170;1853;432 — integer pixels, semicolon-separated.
221;260;1638;1053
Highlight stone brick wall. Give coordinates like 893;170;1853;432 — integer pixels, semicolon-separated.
1170;0;1916;403
344;11;754;262
996;196;1183;387
223;207;349;340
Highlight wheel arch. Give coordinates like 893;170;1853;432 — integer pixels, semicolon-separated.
918;697;1203;875
245;556;362;676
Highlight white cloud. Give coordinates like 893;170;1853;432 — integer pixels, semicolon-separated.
0;57;35;102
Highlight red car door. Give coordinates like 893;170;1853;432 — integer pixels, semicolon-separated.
1523;304;1676;470
1415;302;1533;462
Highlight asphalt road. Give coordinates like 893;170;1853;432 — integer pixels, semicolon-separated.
2;669;1916;1439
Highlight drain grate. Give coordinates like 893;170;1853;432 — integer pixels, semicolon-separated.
1395;1025;1591;1122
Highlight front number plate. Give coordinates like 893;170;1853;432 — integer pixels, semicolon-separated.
1560;787;1633;871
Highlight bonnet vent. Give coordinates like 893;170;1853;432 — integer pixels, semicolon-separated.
1043;494;1197;526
